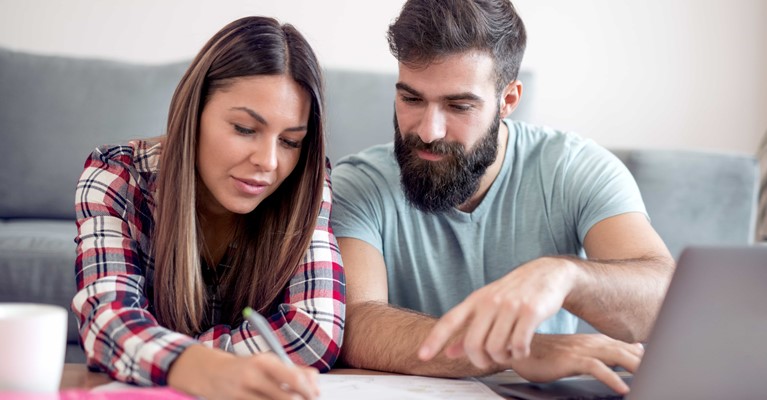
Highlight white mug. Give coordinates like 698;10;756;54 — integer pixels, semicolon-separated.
0;303;68;393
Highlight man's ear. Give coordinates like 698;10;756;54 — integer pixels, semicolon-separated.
499;80;523;118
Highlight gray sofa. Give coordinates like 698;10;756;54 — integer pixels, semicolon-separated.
0;47;760;363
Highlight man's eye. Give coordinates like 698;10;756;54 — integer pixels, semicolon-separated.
451;104;472;111
401;96;421;103
233;124;254;135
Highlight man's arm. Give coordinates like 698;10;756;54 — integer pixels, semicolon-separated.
419;212;673;368
338;237;644;394
565;212;675;342
338;237;482;377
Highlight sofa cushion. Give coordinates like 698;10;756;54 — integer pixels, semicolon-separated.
0;220;79;339
0;219;87;362
0;48;188;219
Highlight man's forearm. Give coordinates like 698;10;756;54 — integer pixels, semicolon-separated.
339;301;494;377
562;254;675;342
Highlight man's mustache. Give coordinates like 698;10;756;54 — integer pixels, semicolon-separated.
403;134;461;157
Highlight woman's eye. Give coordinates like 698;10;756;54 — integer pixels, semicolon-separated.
281;138;302;149
233;124;254;135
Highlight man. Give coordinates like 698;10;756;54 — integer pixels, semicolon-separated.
330;0;674;394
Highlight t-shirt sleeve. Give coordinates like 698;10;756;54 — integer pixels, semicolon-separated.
561;140;648;244
329;157;386;253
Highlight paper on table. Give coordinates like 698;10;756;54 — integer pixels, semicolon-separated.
318;374;503;400
17;373;500;400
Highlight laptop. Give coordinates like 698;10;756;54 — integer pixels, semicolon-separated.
495;245;767;400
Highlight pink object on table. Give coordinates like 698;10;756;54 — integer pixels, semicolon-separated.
0;387;193;400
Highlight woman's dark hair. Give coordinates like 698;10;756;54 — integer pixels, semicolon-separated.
153;16;326;334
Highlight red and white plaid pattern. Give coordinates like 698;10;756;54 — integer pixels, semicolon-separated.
72;140;345;386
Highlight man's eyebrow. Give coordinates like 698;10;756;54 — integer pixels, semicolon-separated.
395;82;422;97
230;106;307;132
444;92;483;103
395;83;483;103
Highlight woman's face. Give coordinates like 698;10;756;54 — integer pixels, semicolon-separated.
196;74;310;217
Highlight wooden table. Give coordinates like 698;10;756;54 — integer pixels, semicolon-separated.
60;364;112;389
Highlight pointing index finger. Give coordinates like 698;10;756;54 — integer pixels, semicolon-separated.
418;303;472;361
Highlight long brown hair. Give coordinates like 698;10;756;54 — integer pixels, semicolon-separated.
152;16;326;335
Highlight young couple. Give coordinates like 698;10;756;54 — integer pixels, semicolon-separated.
72;1;674;399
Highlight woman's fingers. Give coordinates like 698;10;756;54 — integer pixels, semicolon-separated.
255;354;318;400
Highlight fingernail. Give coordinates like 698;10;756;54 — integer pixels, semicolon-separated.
418;346;431;360
619;383;630;394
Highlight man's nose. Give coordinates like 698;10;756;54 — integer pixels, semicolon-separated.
416;105;446;144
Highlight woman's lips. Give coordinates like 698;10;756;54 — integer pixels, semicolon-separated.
232;177;270;195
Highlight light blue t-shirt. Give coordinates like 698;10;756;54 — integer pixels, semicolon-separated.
330;119;647;334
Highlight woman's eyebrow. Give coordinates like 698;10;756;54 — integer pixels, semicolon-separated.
231;106;267;125
230;106;307;132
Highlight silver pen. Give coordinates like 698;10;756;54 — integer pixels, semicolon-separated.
242;306;295;366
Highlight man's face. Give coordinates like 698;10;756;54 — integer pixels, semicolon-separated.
393;51;502;212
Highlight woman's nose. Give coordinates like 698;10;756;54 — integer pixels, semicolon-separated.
248;137;278;171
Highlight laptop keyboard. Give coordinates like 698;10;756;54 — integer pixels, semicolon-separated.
500;376;632;400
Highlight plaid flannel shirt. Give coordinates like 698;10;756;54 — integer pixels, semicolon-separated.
71;140;345;386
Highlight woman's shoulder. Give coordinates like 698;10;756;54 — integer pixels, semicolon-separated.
86;137;163;174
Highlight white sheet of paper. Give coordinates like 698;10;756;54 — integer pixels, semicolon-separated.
318;374;503;399
94;373;503;399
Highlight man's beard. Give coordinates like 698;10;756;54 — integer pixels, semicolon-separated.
393;112;501;213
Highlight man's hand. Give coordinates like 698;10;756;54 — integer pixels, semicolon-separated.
418;257;577;367
507;334;643;395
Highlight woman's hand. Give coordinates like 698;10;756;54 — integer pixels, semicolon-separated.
168;344;320;400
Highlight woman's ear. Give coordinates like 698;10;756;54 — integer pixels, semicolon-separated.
499;80;523;118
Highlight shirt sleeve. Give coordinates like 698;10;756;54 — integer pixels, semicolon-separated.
561;139;648;244
71;146;197;387
194;159;346;372
328;154;388;253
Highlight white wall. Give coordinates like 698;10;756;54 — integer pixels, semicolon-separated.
1;0;765;155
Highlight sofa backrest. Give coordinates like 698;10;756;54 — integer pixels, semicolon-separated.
1;47;759;256
0;47;535;220
611;149;759;259
0;48;188;219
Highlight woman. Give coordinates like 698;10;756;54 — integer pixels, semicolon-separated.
71;16;344;400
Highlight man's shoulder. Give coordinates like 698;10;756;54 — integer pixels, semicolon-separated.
508;119;608;164
332;142;399;180
510;120;593;150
